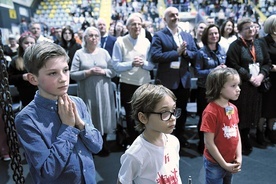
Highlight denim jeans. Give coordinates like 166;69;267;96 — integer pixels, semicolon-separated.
204;156;233;184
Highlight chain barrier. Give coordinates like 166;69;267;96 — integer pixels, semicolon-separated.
1;34;25;183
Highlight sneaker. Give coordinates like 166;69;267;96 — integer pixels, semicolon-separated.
2;155;11;161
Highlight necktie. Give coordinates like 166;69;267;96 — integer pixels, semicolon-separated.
101;37;107;48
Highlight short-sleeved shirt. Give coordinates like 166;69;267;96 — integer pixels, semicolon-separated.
200;102;239;163
118;134;182;184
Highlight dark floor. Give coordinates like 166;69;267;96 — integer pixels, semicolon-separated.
1;116;276;184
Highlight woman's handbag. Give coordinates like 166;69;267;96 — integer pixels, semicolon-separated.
258;77;272;93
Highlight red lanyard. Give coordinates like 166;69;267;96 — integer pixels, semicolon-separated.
241;37;256;62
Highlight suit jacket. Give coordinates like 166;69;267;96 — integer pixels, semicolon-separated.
102;35;117;57
150;27;198;89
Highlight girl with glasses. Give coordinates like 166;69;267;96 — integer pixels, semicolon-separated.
117;83;182;184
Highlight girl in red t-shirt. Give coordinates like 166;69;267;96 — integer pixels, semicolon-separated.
201;67;242;184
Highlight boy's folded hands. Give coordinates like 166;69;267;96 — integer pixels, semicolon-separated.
58;94;75;127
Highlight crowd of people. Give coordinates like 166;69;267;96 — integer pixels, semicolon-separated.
1;0;276;183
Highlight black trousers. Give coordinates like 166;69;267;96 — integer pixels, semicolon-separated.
171;83;190;138
120;83;140;145
196;87;208;153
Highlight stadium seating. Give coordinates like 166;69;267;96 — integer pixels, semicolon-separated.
33;0;102;28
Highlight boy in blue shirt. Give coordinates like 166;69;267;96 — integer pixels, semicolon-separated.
15;41;103;184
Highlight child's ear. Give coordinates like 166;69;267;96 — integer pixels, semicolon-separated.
138;112;148;125
27;73;38;86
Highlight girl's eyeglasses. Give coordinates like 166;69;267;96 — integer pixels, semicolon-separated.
144;108;181;121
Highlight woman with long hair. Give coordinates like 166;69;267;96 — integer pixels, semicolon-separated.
8;31;37;107
60;26;82;69
194;24;227;154
60;26;82;84
220;19;237;53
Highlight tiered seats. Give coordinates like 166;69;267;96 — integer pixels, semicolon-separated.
33;0;102;28
90;0;101;18
34;0;73;27
257;0;275;18
157;0;166;18
99;0;112;28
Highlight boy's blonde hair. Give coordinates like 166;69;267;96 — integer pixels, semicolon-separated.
130;83;176;132
23;41;69;76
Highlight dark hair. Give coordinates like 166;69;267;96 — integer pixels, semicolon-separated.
205;67;239;102
23;41;69;75
61;26;76;48
220;19;235;37
201;24;221;46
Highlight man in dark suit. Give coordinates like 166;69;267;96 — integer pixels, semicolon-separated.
97;18;119;85
150;6;198;148
97;18;117;57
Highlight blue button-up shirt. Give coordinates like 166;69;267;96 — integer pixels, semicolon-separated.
15;92;103;184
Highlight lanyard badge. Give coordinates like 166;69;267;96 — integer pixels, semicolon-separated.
225;106;234;119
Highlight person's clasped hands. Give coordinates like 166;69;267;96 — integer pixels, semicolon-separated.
132;56;144;67
250;74;264;87
223;161;242;173
89;67;106;75
58;94;85;130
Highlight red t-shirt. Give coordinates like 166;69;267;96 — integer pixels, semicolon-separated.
200;102;239;163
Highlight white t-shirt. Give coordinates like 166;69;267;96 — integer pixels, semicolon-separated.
219;35;237;53
118;134;182;184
